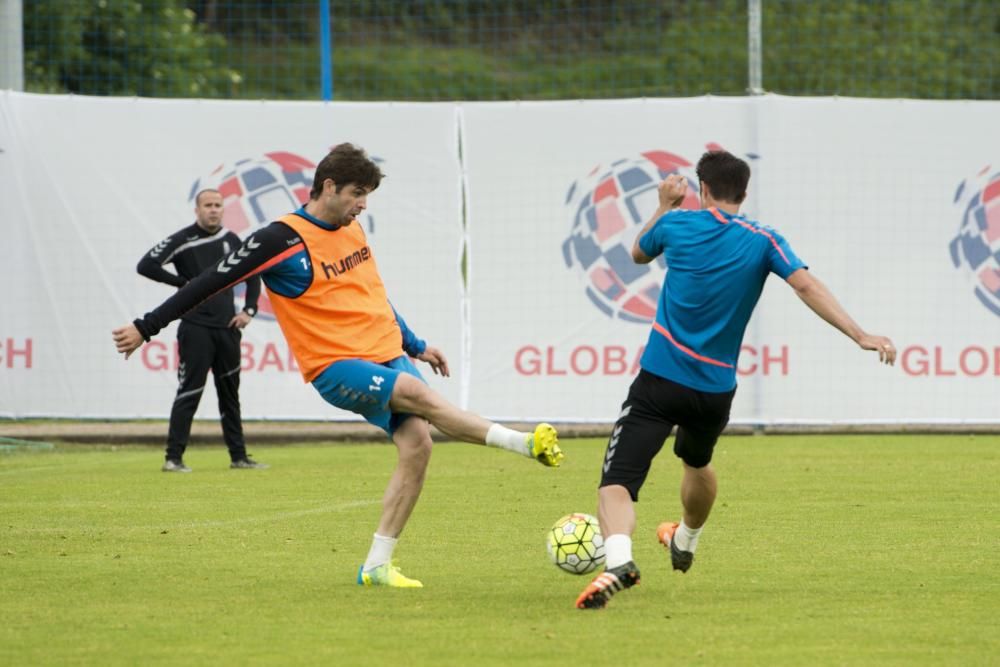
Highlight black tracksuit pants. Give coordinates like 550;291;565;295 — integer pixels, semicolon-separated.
166;320;247;462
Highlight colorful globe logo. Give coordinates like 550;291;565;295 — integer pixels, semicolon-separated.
189;151;314;235
188;150;379;319
950;165;1000;318
561;150;700;323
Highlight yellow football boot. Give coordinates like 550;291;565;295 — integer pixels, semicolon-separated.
356;562;424;588
527;422;564;467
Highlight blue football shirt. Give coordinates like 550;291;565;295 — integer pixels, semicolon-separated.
637;206;807;392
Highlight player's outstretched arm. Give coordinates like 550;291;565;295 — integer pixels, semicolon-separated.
112;222;300;361
787;269;896;365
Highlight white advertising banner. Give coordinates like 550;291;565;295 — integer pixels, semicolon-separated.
2;93;998;423
0;92;464;419
462;97;1000;423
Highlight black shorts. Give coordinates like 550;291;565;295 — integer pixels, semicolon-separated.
599;370;735;501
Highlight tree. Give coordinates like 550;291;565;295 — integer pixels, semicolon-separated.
763;0;1000;99
24;0;240;97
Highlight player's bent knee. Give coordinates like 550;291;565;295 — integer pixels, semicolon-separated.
673;436;717;469
399;439;432;465
679;453;713;469
598;483;638;503
394;416;434;460
599;477;644;502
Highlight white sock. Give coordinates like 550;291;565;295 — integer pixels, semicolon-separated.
363;533;398;571
604;534;633;569
485;424;529;456
674;520;702;553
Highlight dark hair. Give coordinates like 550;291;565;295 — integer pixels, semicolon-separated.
695;151;750;204
309;143;384;199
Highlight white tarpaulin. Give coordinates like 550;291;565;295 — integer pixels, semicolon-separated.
2;92;998;423
461;96;1000;423
0;92;464;419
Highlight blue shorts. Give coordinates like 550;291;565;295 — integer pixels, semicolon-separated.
311;356;426;436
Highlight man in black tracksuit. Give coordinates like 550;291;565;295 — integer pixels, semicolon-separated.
137;189;265;472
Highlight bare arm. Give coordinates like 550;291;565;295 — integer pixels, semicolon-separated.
787;268;896;365
632;175;688;264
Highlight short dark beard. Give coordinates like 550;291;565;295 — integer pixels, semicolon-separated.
197;219;221;233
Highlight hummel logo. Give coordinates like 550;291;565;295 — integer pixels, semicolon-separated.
217;236;261;273
369;375;385;392
603;422;624;473
150;238;170;258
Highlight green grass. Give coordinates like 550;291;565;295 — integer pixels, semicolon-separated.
1;435;998;666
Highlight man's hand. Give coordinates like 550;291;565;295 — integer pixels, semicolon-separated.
112;324;145;360
633;174;689;265
858;334;897;365
229;311;253;330
659;174;688;209
416;346;450;377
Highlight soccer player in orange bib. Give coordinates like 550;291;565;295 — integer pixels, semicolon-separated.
113;143;563;588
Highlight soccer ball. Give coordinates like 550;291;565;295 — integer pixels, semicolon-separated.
546;513;606;575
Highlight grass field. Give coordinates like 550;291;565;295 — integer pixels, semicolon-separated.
1;434;997;666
